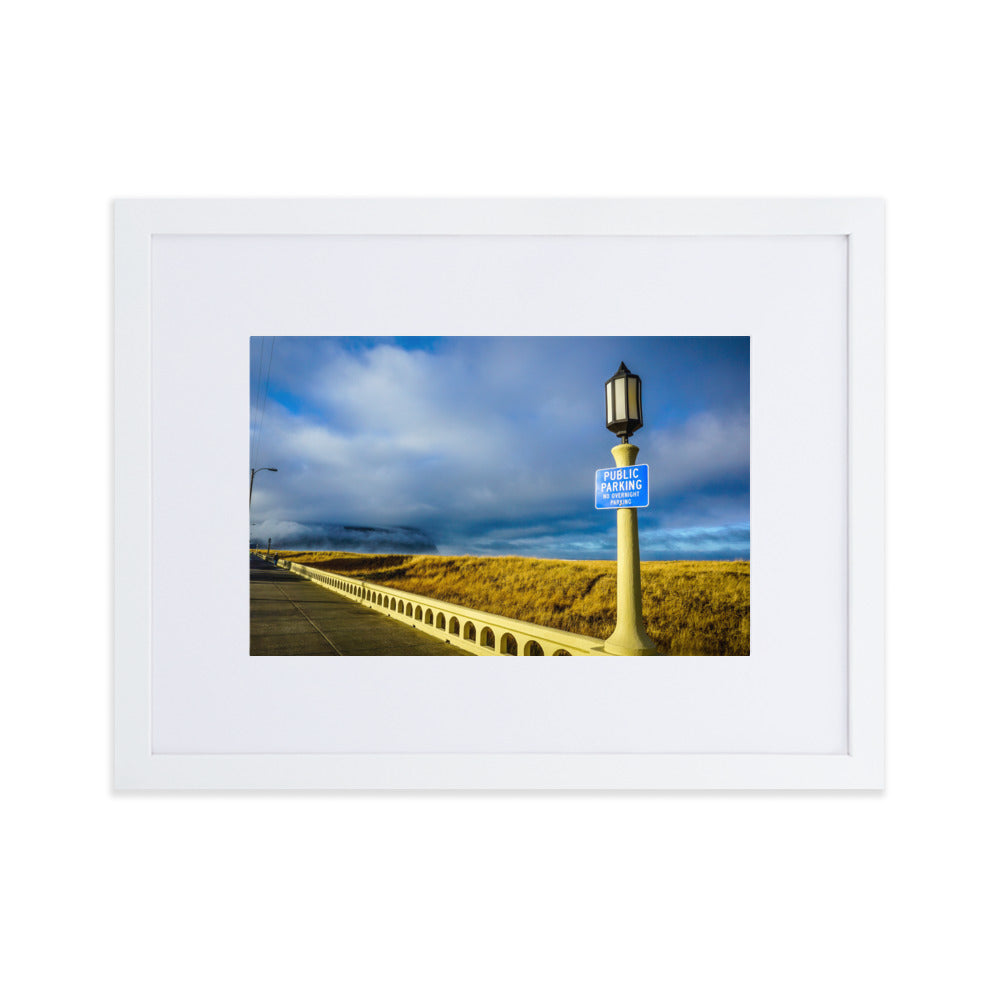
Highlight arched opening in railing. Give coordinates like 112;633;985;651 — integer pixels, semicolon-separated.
480;627;495;650
500;633;518;656
524;640;544;656
553;649;571;656
414;605;422;620
390;598;397;611
449;617;460;636
406;603;413;617
435;612;446;630
424;609;434;625
463;621;477;642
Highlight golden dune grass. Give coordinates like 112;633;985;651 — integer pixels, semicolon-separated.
269;551;749;656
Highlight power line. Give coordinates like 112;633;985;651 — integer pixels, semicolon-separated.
250;336;276;470
250;337;267;464
249;338;263;463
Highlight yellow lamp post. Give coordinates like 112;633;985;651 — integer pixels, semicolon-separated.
602;362;658;656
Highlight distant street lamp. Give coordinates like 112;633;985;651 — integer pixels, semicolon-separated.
249;466;277;510
602;363;657;655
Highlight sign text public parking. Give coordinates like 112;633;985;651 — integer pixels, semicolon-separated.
595;464;649;509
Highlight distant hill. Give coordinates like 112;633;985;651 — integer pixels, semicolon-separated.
253;523;438;554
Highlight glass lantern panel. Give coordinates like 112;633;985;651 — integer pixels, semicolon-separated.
606;382;614;423
614;378;626;420
627;376;639;419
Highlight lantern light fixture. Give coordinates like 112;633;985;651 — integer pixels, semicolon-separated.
605;361;643;442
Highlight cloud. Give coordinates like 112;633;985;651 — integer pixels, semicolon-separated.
644;411;750;496
640;523;750;560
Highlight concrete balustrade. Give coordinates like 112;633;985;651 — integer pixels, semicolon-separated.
273;558;606;656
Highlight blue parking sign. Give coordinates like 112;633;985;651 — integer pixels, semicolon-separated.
595;464;649;509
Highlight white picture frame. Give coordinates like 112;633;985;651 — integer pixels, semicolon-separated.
115;198;884;789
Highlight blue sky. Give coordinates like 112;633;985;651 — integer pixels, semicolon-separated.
249;336;749;560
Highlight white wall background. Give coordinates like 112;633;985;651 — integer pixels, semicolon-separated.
2;3;997;998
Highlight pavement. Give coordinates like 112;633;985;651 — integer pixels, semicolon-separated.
249;555;471;656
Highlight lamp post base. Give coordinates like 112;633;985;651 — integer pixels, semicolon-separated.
603;631;659;657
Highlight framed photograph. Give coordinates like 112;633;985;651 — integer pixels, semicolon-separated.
115;198;883;789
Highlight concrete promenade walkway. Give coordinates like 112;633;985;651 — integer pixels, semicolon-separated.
250;555;471;656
